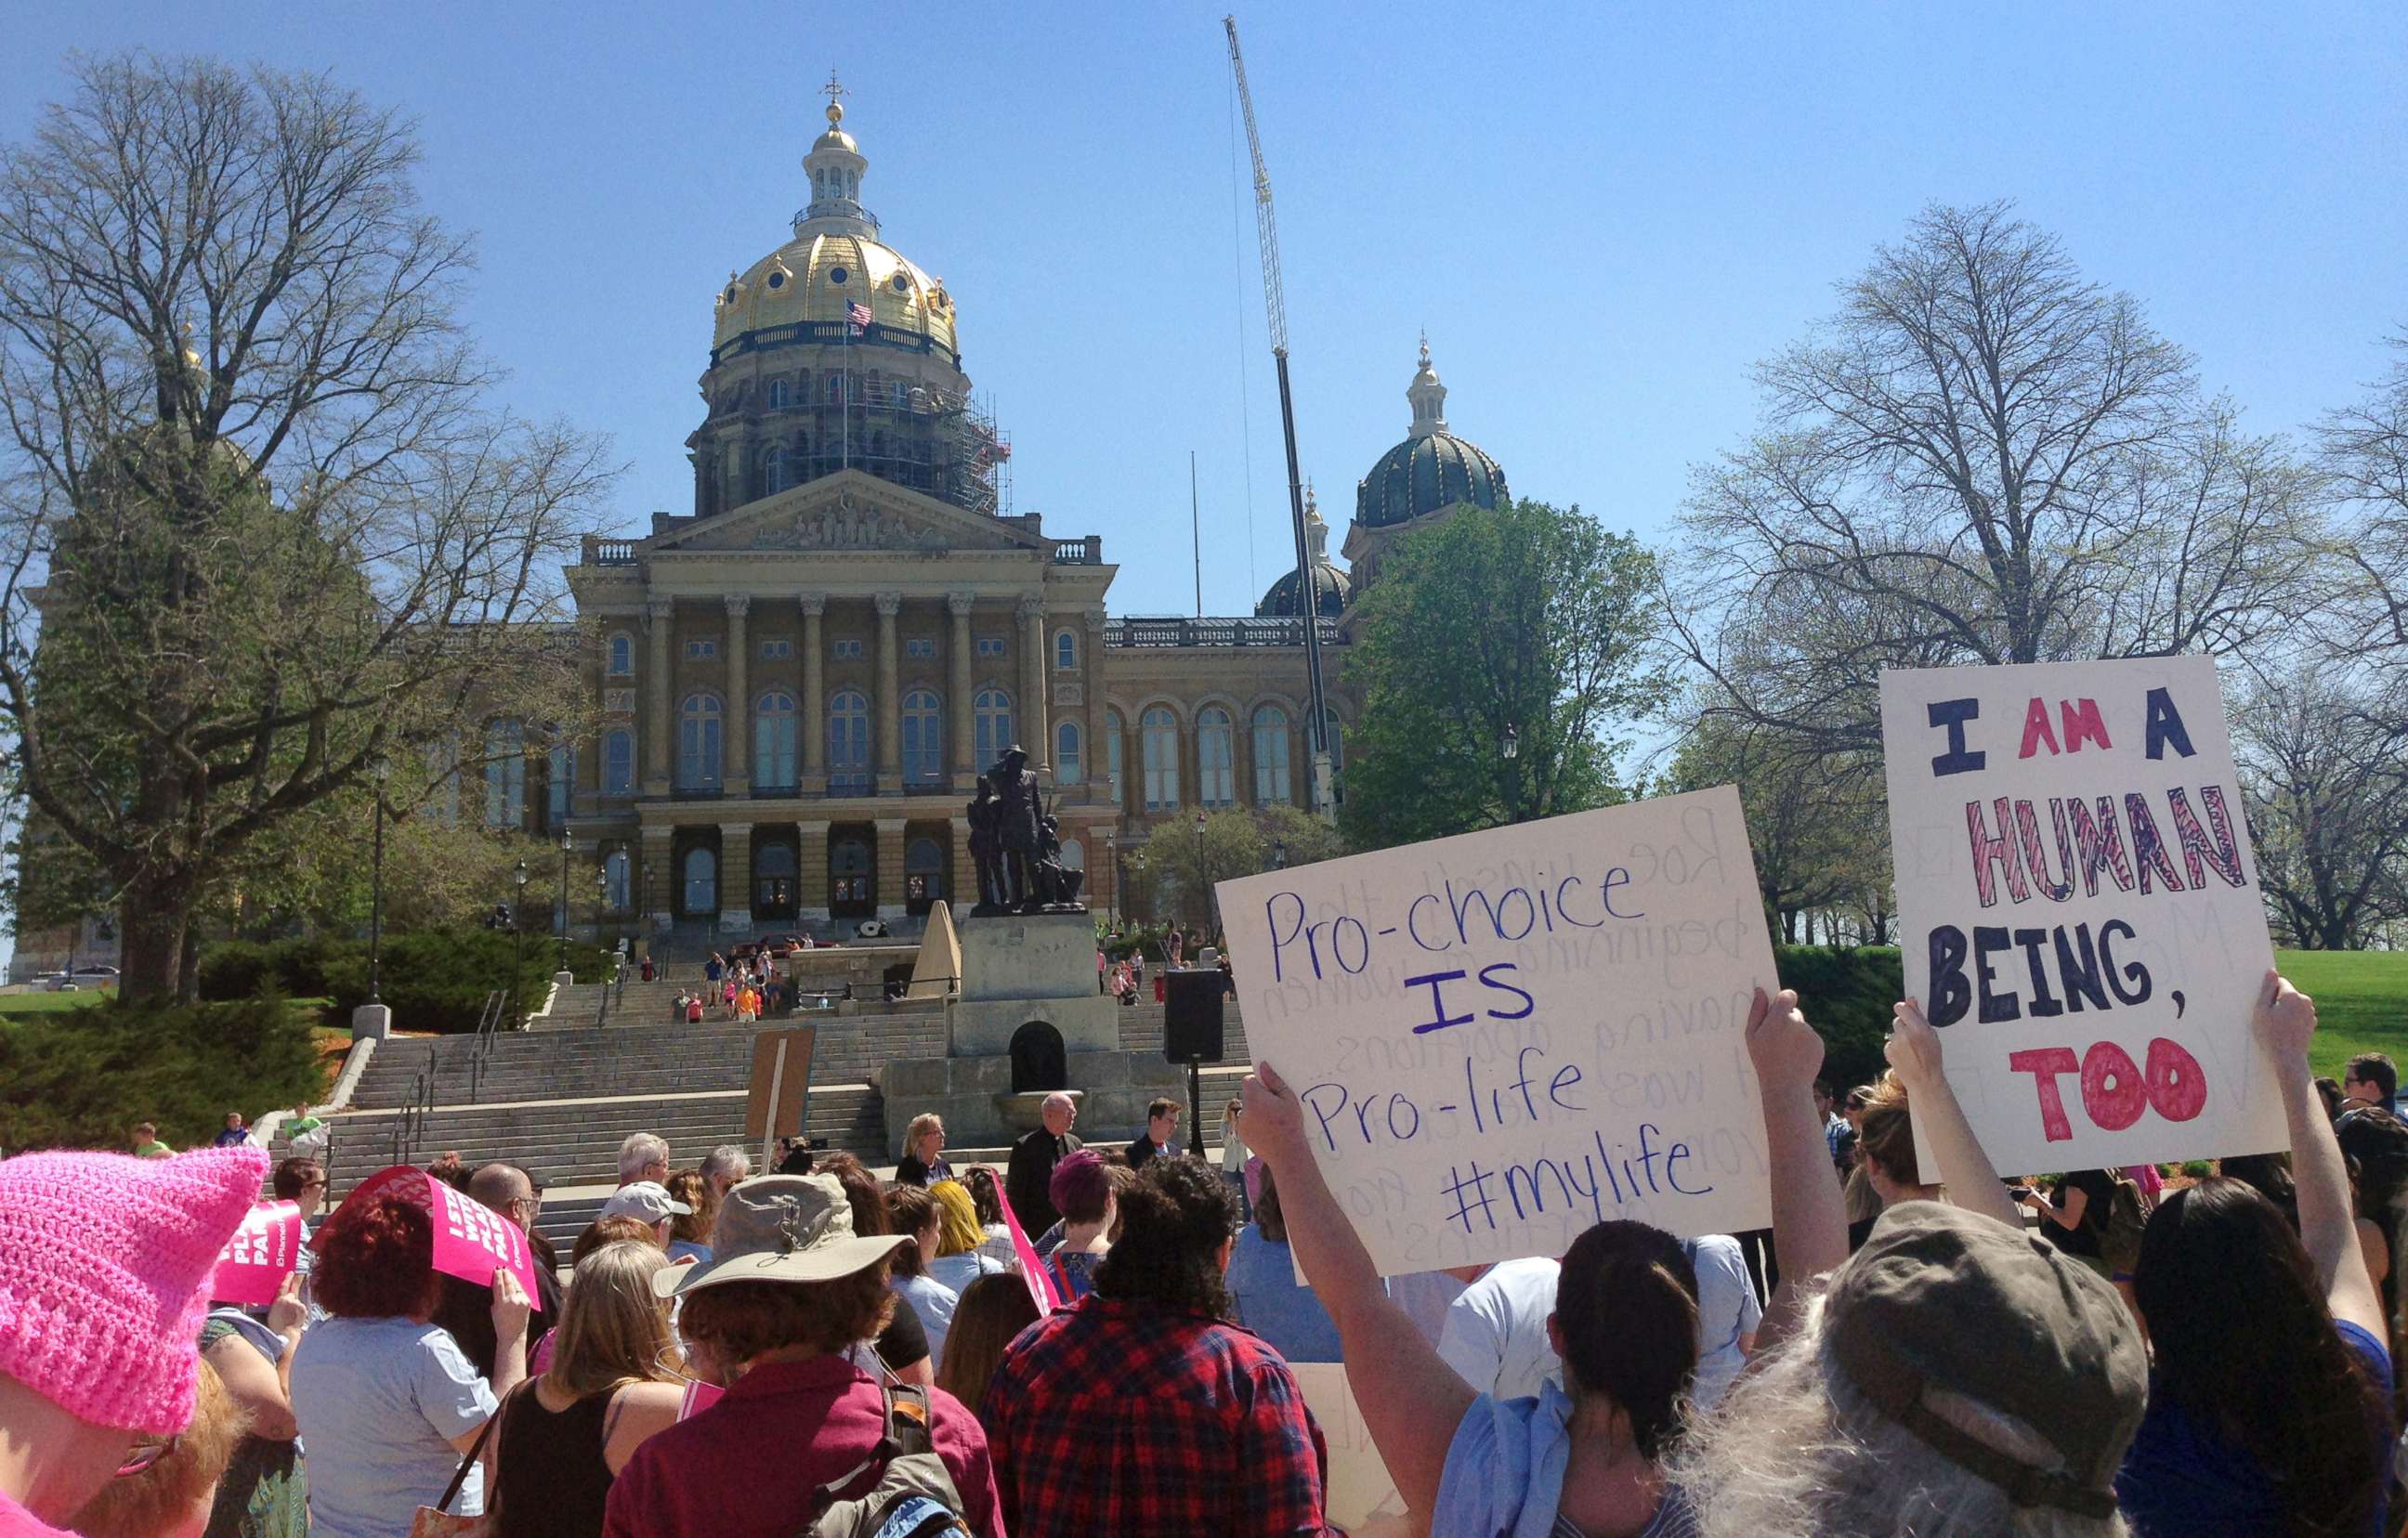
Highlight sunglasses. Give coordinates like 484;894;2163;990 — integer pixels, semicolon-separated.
116;1434;179;1478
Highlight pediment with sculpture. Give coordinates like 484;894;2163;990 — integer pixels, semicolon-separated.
655;474;1036;556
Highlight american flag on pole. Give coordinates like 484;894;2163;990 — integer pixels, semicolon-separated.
844;301;872;336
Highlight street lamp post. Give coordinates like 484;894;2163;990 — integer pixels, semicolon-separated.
556;828;573;975
1500;723;1522;825
1105;833;1119;929
367;756;390;1006
1271;838;1288;871
595;861;609;960
511;859;529;1023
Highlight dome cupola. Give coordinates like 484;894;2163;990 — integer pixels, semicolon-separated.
1256;483;1352;618
1353;334;1508;530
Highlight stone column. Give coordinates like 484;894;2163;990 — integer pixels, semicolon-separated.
643;596;674;796
1018;594;1049;773
874;592;902;796
800;595;827;792
717;822;753;932
948;590;976;789
798;819;831;931
641;825;674;932
875;817;908;922
1081;605;1108;803
722;593;752;798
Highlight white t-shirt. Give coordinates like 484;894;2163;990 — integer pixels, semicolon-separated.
1437;1257;1562;1401
289;1315;497;1536
1682;1234;1764;1411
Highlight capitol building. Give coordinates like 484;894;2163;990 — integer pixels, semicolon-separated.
561;98;1511;936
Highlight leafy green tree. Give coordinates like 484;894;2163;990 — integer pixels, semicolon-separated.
1140;809;1270;934
1667;716;1891;943
1340;498;1669;848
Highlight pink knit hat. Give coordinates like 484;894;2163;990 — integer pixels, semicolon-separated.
0;1144;267;1436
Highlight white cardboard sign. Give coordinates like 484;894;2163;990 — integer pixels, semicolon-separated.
1879;656;2284;1173
1290;1363;1414;1535
1215;787;1779;1277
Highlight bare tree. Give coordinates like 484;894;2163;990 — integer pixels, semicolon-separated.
1666;714;1888;943
0;56;613;1001
2234;668;2408;950
2317;331;2408;715
1670;201;2327;751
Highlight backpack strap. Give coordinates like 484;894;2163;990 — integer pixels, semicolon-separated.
806;1380;932;1515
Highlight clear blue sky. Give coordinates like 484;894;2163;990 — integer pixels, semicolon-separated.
6;2;2401;619
1;4;2401;972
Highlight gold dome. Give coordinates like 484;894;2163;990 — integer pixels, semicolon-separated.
712;233;957;359
710;89;959;363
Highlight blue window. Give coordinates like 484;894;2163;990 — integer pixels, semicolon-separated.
755;693;798;789
975;688;1014;768
679;695;722;789
829;691;870;794
902;690;944;785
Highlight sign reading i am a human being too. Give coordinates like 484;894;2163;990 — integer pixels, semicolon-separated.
1879;655;2284;1173
1215;787;1779;1277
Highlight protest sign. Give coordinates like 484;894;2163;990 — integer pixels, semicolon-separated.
210;1201;304;1306
1289;1363;1413;1536
1879;656;2283;1173
337;1165;543;1299
1215;787;1779;1276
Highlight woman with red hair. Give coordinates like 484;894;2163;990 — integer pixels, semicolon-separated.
290;1189;530;1536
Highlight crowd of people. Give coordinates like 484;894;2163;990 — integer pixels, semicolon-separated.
7;969;2404;1535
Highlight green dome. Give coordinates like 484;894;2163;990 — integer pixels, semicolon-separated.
1354;430;1509;529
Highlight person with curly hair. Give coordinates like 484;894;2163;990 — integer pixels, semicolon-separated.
289;1185;530;1535
981;1155;1335;1535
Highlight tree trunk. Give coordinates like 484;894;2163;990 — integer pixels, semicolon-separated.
116;880;190;1004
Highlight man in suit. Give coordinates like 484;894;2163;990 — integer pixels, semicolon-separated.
1006;1091;1085;1234
1126;1097;1182;1169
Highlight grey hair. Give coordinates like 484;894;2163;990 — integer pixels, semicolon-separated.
700;1144;751;1182
1668;1292;2128;1538
618;1132;670;1184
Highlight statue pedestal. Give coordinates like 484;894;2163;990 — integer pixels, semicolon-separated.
948;911;1116;1057
350;1003;391;1042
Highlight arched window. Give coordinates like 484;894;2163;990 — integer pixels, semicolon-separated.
1141;707;1180;811
767;378;790;410
603;849;629;911
1054;721;1081;784
608;633;633;676
755;692;797;789
1324;709;1345;776
1105;710;1124;808
604;729;634;796
828;690;870;794
1197;707;1236;809
678;695;722;790
760;446;788;496
1055;631;1078;671
1252;705;1292;805
682;846;717;914
901;689;943;785
756;841;797;918
547;743;573;827
485;719;525;828
1060;839;1084;872
975;688;1014;768
830;833;873;914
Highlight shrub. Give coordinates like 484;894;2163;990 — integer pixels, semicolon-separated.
199;928;619;1034
0;995;323;1153
1773;945;1904;1092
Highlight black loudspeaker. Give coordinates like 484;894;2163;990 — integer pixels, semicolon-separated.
1163;969;1225;1063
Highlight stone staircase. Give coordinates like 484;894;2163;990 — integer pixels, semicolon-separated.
312;986;1255;1255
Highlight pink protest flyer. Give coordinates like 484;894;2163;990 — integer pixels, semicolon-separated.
211;1201;304;1306
336;1165;542;1299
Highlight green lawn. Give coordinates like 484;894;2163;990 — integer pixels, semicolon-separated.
0;986;114;1017
2277;949;2408;1079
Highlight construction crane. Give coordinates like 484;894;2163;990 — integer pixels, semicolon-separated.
1225;14;1336;823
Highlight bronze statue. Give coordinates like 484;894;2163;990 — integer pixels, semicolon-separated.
967;780;1005;913
988;744;1042;911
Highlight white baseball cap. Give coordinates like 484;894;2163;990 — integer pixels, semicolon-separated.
598;1180;691;1225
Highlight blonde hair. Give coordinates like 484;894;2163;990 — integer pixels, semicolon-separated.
665;1168;715;1245
543;1241;683;1399
68;1361;247;1537
905;1114;944;1160
928;1180;985;1258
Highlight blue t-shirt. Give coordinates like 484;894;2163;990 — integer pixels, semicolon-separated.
1433;1381;1696;1538
2116;1319;2393;1537
1224;1226;1343;1363
289;1316;497;1537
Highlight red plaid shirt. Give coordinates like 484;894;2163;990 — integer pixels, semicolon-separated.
983;1293;1337;1535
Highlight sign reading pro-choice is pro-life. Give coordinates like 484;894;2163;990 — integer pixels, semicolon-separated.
1215;787;1778;1277
1880;656;2284;1174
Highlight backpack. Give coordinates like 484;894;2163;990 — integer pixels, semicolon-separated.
801;1383;975;1538
2097;1173;2150;1275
